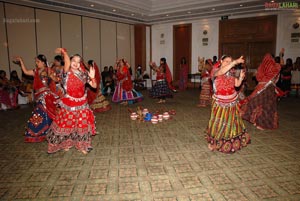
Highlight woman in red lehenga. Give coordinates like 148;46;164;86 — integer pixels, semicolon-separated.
87;60;111;112
112;58;143;105
149;61;173;103
179;57;189;91
206;55;250;153
197;59;213;107
47;48;96;154
15;55;57;142
241;53;281;130
0;70;17;110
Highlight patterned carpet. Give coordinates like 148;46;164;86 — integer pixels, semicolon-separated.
0;89;299;201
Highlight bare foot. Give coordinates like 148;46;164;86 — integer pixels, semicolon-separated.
120;101;128;106
208;144;215;151
256;126;264;130
81;150;88;155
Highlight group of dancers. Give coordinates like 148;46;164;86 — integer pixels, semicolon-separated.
5;46;289;154
11;47;179;154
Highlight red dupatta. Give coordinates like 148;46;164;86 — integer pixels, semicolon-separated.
245;54;283;100
256;54;281;83
87;62;100;104
165;63;176;90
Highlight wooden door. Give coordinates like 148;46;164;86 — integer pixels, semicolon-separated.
219;16;277;90
173;24;191;83
248;42;274;69
247;42;274;89
221;42;246;59
134;25;146;73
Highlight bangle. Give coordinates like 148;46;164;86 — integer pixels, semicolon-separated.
61;48;67;54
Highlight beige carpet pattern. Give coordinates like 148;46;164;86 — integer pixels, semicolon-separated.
0;89;299;201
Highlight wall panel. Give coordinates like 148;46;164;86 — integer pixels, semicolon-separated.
0;2;9;72
61;13;82;56
82;17;100;68
117;23;131;64
5;4;36;75
35;9;60;64
130;25;135;73
101;20;116;67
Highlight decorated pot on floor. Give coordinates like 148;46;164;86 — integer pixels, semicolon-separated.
130;112;138;120
169;109;176;115
158;114;163;122
151;118;158;124
163;112;170;120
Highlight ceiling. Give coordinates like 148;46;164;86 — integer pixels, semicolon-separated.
3;0;299;24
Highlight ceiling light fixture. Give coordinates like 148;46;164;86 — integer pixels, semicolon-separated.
112;9;116;12
240;4;243;7
166;14;169;16
212;8;216;11
187;11;192;14
90;4;94;7
131;13;135;16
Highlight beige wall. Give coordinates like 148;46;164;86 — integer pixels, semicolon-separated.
82;17;101;68
117;23;131;64
35;9;61;65
101;20;117;68
130;25;135;71
0;3;9;73
61;13;82;56
0;2;134;76
5;3;37;76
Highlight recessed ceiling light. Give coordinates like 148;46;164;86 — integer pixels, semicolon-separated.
212;8;215;11
131;13;135;16
112;9;116;12
270;0;274;2
187;11;192;14
166;14;169;16
240;4;243;7
90;4;94;7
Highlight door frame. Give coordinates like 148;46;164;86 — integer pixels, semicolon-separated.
173;23;192;82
